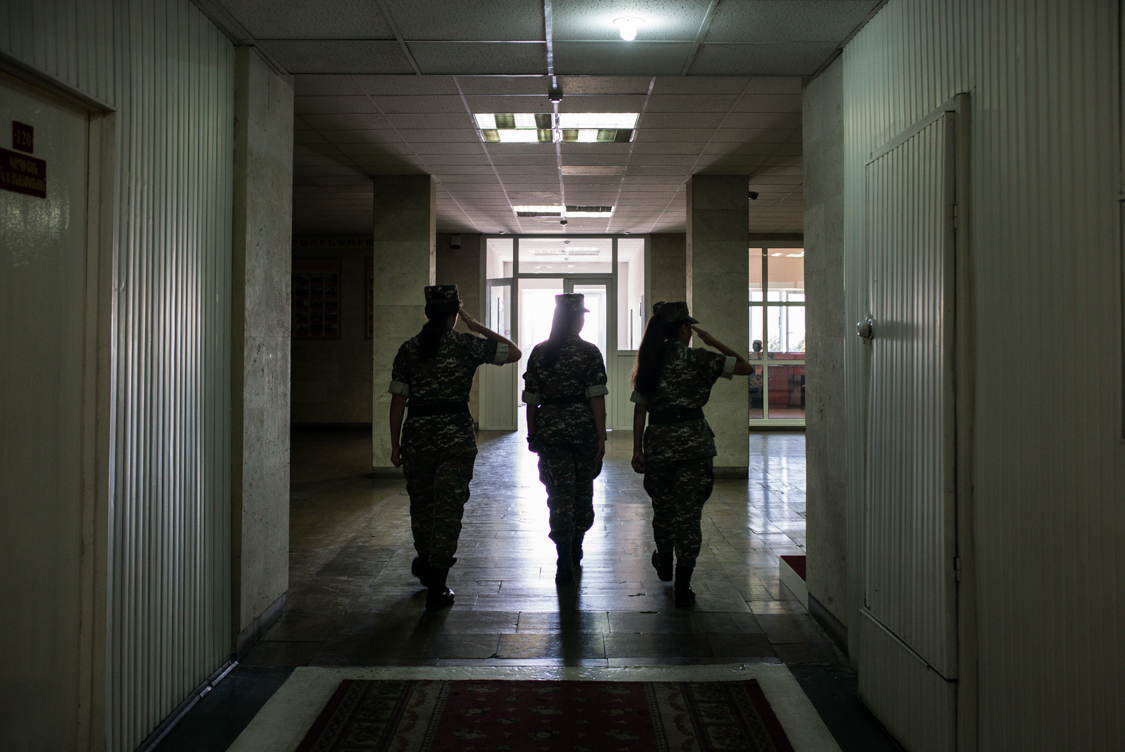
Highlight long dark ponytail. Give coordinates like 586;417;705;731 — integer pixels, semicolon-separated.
630;316;683;396
540;304;580;368
419;299;460;360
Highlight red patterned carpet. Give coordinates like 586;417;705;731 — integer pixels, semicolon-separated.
296;679;794;752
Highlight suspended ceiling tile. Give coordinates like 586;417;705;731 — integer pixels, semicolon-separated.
627;165;692;176
383;112;473;129
369;95;468;113
456;76;553;95
262;40;413;75
320;129;403;145
488;154;559;166
557;95;649;113
704;129;794;146
552;2;704;41
722;111;803;129
630;142;706;155
295;96;382;114
384;0;545;41
394;129;480;142
557;143;633;156
225;0;394;39
421;155;494;166
634;128;710;143
641;111;726;129
745;77;804;95
351;76;460;95
430;165;501;175
705;0;879;44
301;112;390;130
410;42;547;75
689;43;839;76
336;143;407;156
292;75;369;96
561;155;632;167
553;42;693;75
436;173;504;183
555;76;653;94
465;95;554;113
651;76;750;95
732;94;803;113
412;142;491;154
294;131;330;145
494;164;558;175
645;94;739;112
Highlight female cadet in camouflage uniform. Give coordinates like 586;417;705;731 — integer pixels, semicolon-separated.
389;284;520;610
523;293;609;583
629;302;753;606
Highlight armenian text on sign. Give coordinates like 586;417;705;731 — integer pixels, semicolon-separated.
1;147;47;199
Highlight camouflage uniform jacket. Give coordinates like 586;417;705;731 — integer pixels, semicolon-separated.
390;329;509;454
523;333;609;446
630;340;735;463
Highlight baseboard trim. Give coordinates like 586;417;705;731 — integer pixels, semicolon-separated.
809;593;849;656
236;593;286;660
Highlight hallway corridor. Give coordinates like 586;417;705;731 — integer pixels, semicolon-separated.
153;427;900;751
249;427;828;667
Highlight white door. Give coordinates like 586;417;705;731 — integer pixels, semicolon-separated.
479;278;517;429
0;73;91;749
567;278;614;423
858;111;959;752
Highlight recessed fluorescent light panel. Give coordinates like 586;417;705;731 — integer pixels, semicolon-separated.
511;205;615;219
476;113;638;144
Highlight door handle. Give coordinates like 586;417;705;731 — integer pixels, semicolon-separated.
856;317;875;343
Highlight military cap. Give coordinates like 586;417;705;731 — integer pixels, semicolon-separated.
653;300;698;325
555;293;589;313
424;284;460;304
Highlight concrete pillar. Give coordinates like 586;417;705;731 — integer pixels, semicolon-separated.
230;46;293;655
687;175;749;476
371;175;436;473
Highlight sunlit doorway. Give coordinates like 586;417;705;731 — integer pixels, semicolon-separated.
478;236;647;431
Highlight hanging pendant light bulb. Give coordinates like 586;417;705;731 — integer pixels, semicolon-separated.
613;17;645;41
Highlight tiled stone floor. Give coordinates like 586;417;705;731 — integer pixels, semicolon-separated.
156;425;901;752
245;426;839;668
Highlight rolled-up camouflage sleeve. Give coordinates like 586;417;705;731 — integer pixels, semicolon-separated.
522;350;542;405
388;344;410;396
693;347;730;387
491;342;509;366
629;390;648;405
583;349;609;399
463;331;500;367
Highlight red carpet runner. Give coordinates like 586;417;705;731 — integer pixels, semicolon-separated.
296;679;795;752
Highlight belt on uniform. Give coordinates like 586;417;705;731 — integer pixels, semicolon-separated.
648;407;704;425
539;394;588;406
407;401;470;418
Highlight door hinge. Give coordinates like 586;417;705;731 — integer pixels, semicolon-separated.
954;556;962;583
952;203;959;229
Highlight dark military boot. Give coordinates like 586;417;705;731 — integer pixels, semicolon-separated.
425;567;455;611
555;540;575;583
411;555;430;587
571;533;584;567
651;550;673;581
674;562;696;608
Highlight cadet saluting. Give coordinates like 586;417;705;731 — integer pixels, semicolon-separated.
389;284;520;611
629;302;753;607
523;293;609;583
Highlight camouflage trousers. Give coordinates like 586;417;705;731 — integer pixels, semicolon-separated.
536;444;597;545
643;457;714;565
402;448;477;568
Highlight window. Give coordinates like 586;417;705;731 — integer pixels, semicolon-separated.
749;247;805;422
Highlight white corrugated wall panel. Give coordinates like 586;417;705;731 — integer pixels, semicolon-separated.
859;610;956;752
1;1;234;750
864;114;957;680
844;1;1124;750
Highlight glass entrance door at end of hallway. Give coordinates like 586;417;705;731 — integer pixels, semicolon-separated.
515;276;614;430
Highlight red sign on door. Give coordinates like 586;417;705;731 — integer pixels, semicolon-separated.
0;147;47;199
